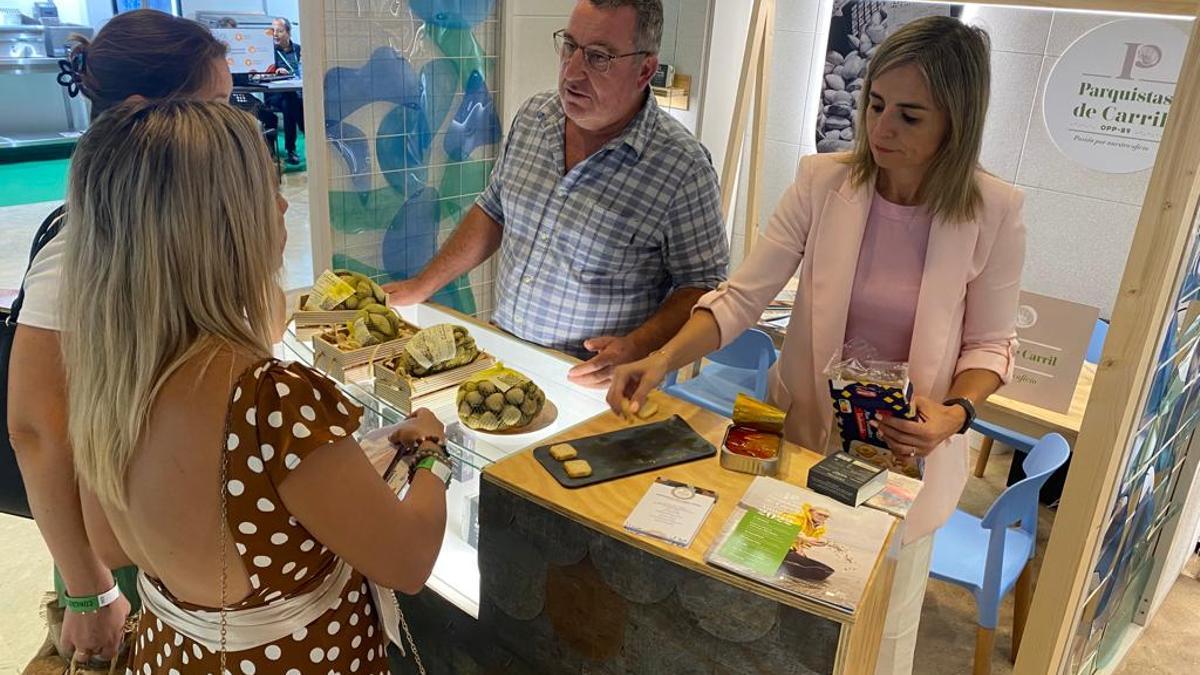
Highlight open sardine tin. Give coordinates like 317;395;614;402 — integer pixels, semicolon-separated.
721;394;786;476
720;425;783;476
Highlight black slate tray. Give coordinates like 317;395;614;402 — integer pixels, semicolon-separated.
533;415;717;489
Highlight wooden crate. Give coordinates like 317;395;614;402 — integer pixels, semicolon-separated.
311;321;418;381
372;352;497;414
292;293;359;328
374;378;461;417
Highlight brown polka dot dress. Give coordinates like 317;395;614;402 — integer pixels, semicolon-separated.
128;359;392;674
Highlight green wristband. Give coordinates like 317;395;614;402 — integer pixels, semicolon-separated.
416;455;452;487
64;582;120;614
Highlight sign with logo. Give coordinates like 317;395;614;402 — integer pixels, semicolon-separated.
1044;19;1188;174
212;28;273;75
1005;291;1101;413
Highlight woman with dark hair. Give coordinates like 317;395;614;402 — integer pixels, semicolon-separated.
59;8;232;119
8;8;232;668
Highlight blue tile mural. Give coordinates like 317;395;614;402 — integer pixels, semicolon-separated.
323;1;501;315
1070;214;1200;673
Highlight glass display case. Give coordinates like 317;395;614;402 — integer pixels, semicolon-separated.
277;303;610;617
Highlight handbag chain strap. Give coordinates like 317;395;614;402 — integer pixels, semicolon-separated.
218;366;234;674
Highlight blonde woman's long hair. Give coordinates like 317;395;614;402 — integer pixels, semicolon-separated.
61;100;284;508
846;15;991;223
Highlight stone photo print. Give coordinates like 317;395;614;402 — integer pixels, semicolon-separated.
817;1;963;153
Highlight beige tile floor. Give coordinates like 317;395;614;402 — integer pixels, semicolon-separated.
0;170;314;296
0;516;52;673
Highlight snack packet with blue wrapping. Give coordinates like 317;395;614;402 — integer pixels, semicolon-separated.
825;341;923;479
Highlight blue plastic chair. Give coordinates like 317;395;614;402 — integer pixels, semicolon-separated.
663;328;777;418
1087;318;1109;365
930;433;1070;674
972;318;1108;476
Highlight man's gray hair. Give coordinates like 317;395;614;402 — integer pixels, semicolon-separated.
590;0;663;54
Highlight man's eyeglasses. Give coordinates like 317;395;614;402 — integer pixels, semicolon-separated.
553;29;649;74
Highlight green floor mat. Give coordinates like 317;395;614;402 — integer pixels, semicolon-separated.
277;132;307;173
0;131;307;207
0;157;69;207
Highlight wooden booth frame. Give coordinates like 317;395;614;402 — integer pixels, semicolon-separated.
718;1;1200;674
992;2;1200;674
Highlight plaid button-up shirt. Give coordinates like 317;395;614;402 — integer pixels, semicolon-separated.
476;91;729;359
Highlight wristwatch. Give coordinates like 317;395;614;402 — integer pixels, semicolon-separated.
943;397;977;435
64;582;121;614
415;455;453;488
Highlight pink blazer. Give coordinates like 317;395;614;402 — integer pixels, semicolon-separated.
696;152;1026;543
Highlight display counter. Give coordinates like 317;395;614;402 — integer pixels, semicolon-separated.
281;303;897;674
280;302;612;616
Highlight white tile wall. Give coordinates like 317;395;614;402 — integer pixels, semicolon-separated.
719;0;820;261
503;0;573;126
765;29;816;145
1020;186;1141;314
661;0;680;62
962;4;1051;55
760;140;802;230
979;51;1041;183
668;1;711;95
1044;11;1113;57
514;0;579;15
775;0;821;34
504;15;569;127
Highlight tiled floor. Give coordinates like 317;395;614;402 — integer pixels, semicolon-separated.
0;516;52;673
0;170;314;296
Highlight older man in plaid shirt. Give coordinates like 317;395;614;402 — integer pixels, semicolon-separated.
386;0;728;387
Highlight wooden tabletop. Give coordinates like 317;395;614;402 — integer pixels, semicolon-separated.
483;391;898;624
981;362;1096;439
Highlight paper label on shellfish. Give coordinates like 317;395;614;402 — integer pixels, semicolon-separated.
405;324;457;369
350;318;374;347
307;270;355;311
489;372;527;393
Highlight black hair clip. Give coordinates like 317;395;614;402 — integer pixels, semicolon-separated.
56;58;82;98
56;49;85;98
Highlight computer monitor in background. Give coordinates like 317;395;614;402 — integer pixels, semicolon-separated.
212;27;274;74
112;0;178;15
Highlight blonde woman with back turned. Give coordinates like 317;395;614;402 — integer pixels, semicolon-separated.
608;16;1025;674
60;100;449;673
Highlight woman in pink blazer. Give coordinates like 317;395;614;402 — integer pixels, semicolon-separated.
609;17;1023;675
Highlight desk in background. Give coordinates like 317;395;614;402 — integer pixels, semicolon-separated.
980;363;1095;501
981;362;1094;448
231;78;303;95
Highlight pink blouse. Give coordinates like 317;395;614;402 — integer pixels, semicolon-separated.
843;193;933;363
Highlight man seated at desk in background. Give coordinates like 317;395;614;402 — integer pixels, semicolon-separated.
264;16;304;165
385;0;729;388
